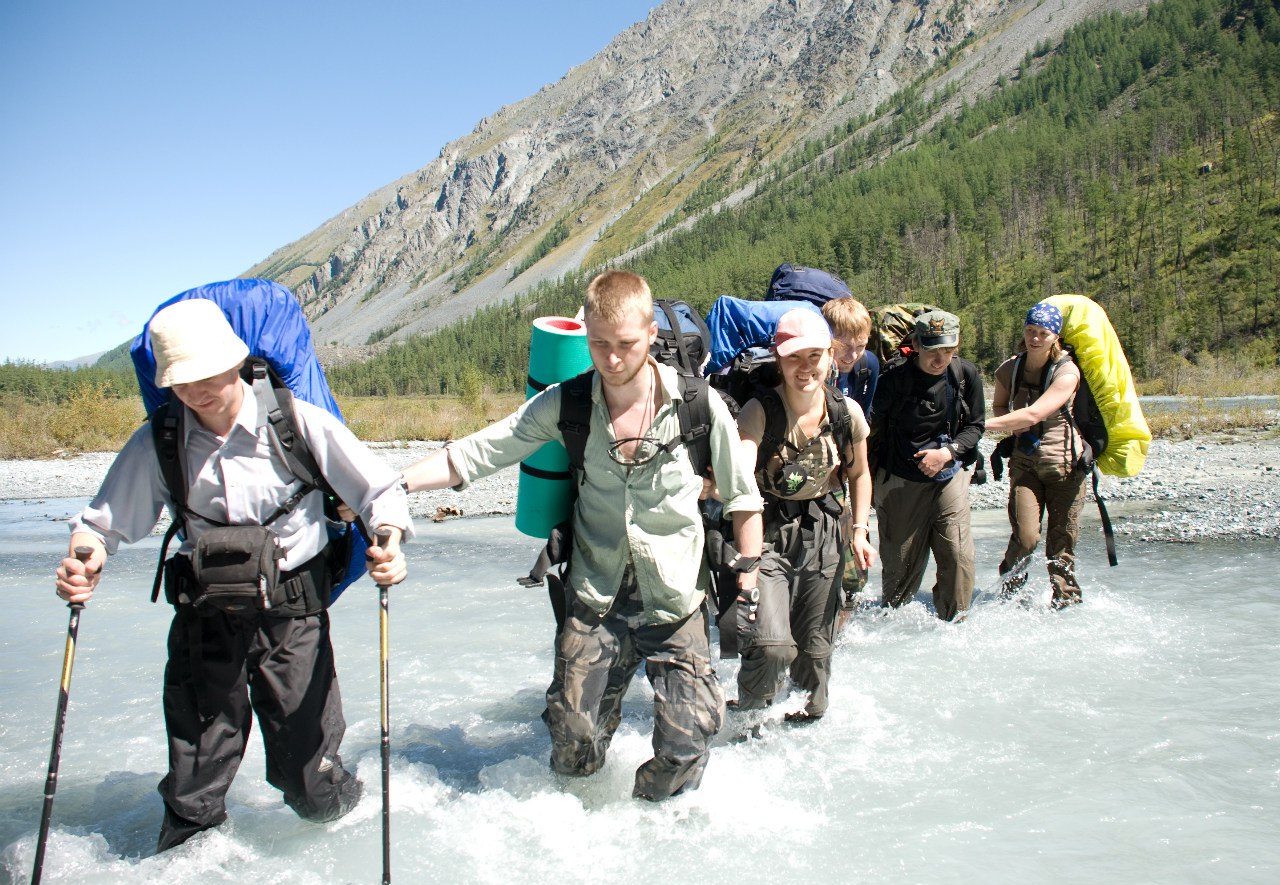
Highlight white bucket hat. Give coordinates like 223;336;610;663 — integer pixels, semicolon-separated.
150;299;249;388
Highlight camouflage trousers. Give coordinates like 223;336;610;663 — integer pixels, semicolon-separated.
545;575;725;801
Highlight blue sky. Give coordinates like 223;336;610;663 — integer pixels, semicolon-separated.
0;1;657;364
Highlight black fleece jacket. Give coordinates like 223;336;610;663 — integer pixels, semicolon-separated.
869;356;985;482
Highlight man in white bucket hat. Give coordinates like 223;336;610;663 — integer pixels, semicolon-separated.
55;296;414;852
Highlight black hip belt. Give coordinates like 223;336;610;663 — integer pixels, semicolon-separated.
765;492;842;526
163;545;332;618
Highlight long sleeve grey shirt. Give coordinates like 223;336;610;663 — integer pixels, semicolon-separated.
71;380;414;569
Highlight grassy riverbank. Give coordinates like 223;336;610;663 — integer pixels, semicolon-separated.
2;383;1276;460
0;388;527;459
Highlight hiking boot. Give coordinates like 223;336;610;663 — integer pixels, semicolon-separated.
783;711;823;726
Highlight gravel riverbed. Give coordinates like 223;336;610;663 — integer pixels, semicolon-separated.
3;435;1279;542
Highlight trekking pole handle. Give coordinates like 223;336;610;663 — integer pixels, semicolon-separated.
70;546;95;612
372;529;395;575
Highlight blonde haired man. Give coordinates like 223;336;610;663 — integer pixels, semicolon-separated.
402;270;763;800
821;296;878;418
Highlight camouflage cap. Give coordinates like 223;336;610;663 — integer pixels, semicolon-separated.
913;309;960;350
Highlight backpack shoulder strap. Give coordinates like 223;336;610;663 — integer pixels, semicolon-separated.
1010;352;1028;398
248;360;330;497
824;387;855;473
148;399;192;603
675;373;712;477
945;361;966;434
556;370;595;479
150;399;187;524
754;387;788;474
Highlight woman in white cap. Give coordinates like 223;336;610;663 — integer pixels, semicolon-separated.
54;297;413;851
732;308;874;724
986;302;1087;607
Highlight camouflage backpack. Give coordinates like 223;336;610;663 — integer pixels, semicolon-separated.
869;302;943;363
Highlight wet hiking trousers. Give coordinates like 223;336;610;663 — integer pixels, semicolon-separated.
1000;457;1089;606
545;573;725;801
874;468;975;621
156;607;361;852
736;500;843;718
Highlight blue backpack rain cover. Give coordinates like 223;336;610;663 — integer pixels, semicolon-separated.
129;278;369;600
704;295;824;374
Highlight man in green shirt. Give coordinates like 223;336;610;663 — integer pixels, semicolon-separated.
401;270;763;800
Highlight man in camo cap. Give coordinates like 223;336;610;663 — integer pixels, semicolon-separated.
867;310;985;621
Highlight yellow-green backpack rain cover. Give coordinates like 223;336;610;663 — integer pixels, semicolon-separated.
1043;294;1150;477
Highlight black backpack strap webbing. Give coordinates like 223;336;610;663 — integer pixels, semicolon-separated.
149;401;188;603
249;361;328;497
151;401;187;525
150;520;181;604
556;370;595;483
674;374;712;478
754;387;788;474
825;388;854;473
1092;466;1119;567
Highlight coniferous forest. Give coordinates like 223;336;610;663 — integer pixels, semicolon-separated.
322;0;1280;396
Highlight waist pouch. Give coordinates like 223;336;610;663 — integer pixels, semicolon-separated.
190;525;283;614
164;528;332;617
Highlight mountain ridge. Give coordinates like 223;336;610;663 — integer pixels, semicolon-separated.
245;0;1147;350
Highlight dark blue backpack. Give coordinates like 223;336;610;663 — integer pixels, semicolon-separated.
765;264;852;307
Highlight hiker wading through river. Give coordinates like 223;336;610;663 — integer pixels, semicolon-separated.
987;303;1089;608
54;299;413;852
400;270;763;800
868;310;985;621
734;308;874;723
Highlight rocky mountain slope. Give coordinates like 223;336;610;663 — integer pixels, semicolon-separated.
246;0;1147;349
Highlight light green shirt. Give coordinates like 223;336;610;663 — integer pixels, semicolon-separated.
447;361;763;624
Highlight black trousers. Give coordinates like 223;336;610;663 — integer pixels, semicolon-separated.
156;607;361;852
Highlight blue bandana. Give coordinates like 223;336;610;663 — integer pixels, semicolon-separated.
1025;303;1062;336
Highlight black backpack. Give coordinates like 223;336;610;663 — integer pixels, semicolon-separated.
652;299;711;377
707;346;780;417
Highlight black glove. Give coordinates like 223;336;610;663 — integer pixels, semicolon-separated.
990;435;1015;482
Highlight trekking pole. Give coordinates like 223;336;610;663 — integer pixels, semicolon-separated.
32;545;94;885
373;528;393;885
